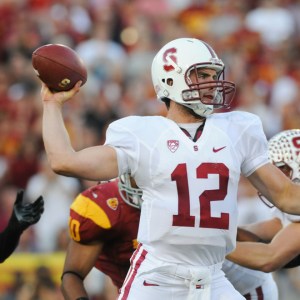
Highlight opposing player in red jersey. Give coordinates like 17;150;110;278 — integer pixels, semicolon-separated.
61;175;142;300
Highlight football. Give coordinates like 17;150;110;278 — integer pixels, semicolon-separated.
32;44;87;92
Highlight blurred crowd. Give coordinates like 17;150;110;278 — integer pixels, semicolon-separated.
1;0;300;299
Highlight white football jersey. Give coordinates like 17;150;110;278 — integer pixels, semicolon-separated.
271;206;300;226
105;111;268;265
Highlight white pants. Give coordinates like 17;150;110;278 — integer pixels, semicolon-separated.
118;244;245;300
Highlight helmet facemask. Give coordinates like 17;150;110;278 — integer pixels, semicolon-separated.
183;64;236;110
118;174;143;209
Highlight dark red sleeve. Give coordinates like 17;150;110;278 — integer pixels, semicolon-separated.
68;181;122;243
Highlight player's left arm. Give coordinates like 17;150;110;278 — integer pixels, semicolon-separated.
237;218;282;242
236;227;266;243
248;163;300;215
227;221;300;272
61;240;103;300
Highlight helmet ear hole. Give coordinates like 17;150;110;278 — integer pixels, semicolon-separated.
167;78;173;86
161;78;173;86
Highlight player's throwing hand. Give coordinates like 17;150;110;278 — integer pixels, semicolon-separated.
41;81;82;105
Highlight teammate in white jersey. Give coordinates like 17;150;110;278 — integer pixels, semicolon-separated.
227;129;300;276
41;38;300;299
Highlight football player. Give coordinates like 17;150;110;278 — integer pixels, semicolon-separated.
41;37;300;299
0;190;44;263
61;175;142;300
227;129;300;274
61;175;279;300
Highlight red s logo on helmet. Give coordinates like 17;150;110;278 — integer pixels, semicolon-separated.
163;48;177;72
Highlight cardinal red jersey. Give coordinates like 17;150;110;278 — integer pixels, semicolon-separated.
69;180;140;289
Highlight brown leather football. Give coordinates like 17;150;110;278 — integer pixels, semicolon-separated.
32;44;87;92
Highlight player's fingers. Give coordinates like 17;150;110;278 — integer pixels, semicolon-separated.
31;214;42;224
74;80;82;89
21;204;44;223
63;80;82;98
41;83;54;102
41;82;47;93
25;196;44;211
29;203;44;223
57;81;82;105
31;196;44;210
15;190;24;206
41;81;81;105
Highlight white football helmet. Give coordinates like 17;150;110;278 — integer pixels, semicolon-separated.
151;38;236;117
259;129;300;207
268;129;300;182
118;174;143;209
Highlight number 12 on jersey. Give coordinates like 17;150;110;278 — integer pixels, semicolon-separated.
171;163;229;230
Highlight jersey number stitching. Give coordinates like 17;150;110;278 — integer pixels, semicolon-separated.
69;218;81;241
171;163;229;229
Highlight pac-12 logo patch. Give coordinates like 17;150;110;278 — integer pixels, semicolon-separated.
167;140;179;153
106;198;119;210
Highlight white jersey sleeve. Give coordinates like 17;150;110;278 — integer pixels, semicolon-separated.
272;207;300;225
105;116;159;179
225;111;269;177
105;118;139;175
